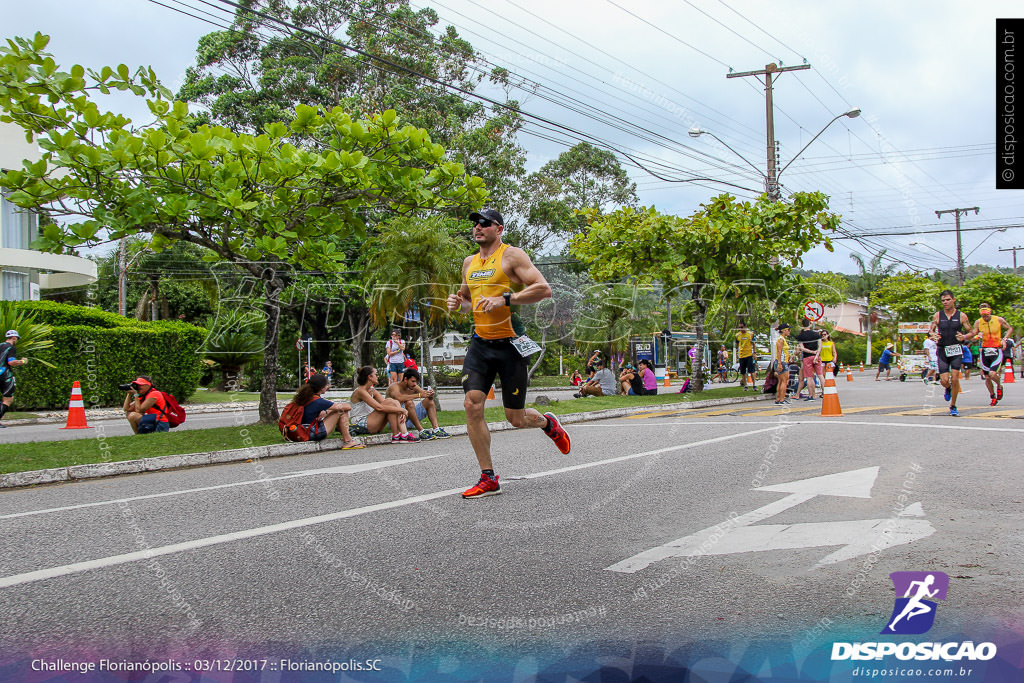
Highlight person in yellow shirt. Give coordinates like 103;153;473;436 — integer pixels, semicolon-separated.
447;209;571;499
820;330;837;377
773;323;792;405
736;321;757;391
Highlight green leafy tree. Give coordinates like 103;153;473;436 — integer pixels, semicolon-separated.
871;272;944;323
522;142;637;244
177;0;527;209
0;34;485;421
955;272;1024;331
572;192;839;391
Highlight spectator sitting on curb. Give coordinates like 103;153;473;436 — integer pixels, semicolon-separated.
570;370;583;386
291;373;363;448
638;359;658;395
123;376;169;434
576;358;616;397
627;362;646;396
349;365;419;443
385;368;451;441
618;362;636;395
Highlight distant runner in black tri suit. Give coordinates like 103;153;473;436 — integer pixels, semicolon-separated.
928;290;971;417
0;330;27;429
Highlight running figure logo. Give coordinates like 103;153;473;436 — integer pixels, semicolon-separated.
881;571;949;635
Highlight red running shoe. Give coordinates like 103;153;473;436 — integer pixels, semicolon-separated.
542;412;571;454
991;396;998;407
997;386;1004;401
462;473;501;499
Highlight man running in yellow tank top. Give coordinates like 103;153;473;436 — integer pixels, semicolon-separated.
447;209;572;499
971;303;1013;406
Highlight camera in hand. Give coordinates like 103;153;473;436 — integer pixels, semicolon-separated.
119;383;136;391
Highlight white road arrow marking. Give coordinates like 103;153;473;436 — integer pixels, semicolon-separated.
606;466;935;573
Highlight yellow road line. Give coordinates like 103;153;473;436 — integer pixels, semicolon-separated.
963;408;1024;420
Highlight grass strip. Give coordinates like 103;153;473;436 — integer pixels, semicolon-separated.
0;385;758;475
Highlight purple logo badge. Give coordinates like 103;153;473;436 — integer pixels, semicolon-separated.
881;571;949;635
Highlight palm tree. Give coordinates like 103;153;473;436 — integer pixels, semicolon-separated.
0;302;55;364
365;215;472;392
848;251;897;298
203;311;264;391
849;251;897;364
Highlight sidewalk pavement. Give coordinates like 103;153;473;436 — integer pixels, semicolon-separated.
1;385;600;427
0;391;768;489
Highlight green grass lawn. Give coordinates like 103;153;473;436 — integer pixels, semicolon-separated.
0;385;763;476
4;412;41;420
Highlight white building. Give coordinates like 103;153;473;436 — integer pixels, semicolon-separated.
0;122;96;300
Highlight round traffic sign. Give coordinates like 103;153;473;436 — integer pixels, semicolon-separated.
295;338;304;350
803;300;824;322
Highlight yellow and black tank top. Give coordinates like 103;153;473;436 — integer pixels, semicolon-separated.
978;317;1003;348
467;243;516;340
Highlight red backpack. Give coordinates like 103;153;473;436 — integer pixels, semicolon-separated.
279;400;320;442
156;391;186;428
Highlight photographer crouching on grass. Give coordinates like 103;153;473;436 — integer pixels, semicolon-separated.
122;376;169;434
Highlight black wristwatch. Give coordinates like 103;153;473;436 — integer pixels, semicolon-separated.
503;291;511;306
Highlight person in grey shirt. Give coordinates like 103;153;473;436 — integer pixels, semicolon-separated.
577;358;617;397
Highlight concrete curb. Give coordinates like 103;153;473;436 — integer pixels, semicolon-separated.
0;393;771;489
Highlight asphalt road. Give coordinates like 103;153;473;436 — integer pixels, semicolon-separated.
1;373;1022;680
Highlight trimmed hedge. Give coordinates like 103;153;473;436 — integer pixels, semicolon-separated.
10;300;135;329
9;303;206;410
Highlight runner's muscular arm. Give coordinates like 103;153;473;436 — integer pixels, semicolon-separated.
504;247;552;305
958;313;971;341
928;312;940;340
1000;317;1013;338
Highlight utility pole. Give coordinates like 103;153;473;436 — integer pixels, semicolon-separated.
999;246;1024;275
727;62;810;200
935;207;979;286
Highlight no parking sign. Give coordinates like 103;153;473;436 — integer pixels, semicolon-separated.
803;300;824;322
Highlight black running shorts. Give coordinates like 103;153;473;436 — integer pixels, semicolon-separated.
461;336;528;410
936;348;963;375
0;373;14;398
738;356;757;374
980;347;1004;373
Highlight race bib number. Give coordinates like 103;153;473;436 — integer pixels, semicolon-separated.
511;334;541;357
944;344;962;357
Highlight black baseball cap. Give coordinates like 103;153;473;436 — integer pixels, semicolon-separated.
777;323;791;331
469;208;504;225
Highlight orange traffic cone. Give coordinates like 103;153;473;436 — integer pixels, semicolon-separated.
1005;361;1016;384
60;381;92;429
821;370;843;416
663;369;671;388
846;365;854;382
859;362;864;372
487;385;496;399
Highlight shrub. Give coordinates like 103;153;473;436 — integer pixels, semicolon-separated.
7;303;206;409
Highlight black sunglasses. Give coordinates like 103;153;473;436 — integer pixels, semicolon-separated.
475;218;495;227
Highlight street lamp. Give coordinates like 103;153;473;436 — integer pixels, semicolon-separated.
689;108;861;200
